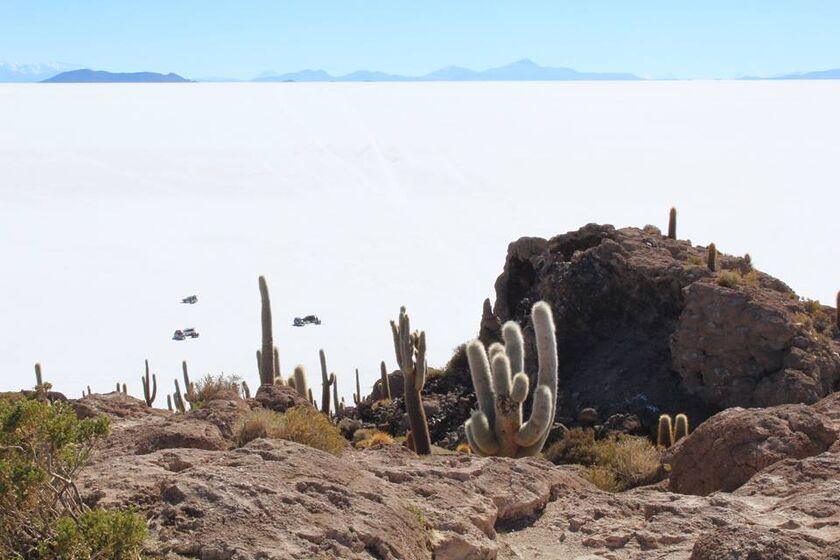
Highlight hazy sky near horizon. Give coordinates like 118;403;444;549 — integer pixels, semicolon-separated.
1;1;839;79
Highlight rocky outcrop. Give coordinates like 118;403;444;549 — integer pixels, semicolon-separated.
489;224;840;427
666;396;839;495
254;383;311;413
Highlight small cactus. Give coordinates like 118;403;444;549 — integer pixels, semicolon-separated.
353;368;362;405
86;385;92;396
141;359;157;407
34;363;43;387
668;207;677;240
707;243;717;272
380;361;391;399
319;349;335;415
173;380;187;413
391;306;432;455
674;413;690;443
292;365;309;399
241;380;251;399
258;276;276;386
182;361;196;409
308;388;315;407
121;383;127;395
657;414;674;448
115;382;120;393
836;290;839;329
332;374;340;415
166;394;173;411
464;301;558;458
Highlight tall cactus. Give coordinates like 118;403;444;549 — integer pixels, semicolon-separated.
141;359;157;407
707;243;717;272
673;413;690;443
391;306;432;455
273;346;282;385
258;276;276;386
380;361;392;399
292;365;309;399
182;361;196;409
464;301;558;458
657;414;674;448
319;349;335;415
353;368;361;405
667;207;677;239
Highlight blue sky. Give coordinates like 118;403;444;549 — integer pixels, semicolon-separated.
1;1;839;79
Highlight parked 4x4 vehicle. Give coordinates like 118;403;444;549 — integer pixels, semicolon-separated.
293;315;321;327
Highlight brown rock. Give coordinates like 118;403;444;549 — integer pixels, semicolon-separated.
689;526;828;560
666;403;838;495
254;383;311;413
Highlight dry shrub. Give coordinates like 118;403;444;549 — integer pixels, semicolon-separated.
717;270;743;288
234;406;347;456
193;373;242;405
355;430;395;449
456;442;472;454
544;429;662;492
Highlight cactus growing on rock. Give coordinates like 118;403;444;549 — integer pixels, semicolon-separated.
673;413;690;443
657;414;674;448
166;394;173;411
707;243;717;272
258;276;276;386
319;349;335;415
121;383;127;395
464;301;558;458
292;365;309;399
353;368;361;405
141;359;157;407
380;361;391;400
668;207;677;239
391;306;432;455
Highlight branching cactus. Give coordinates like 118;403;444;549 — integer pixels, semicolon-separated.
391;306;432;455
380;361;392;399
657;414;674;448
292;365;309;399
668;207;677;239
464;301;558;458
141;359;157;407
673;413;690;443
258;276;276;386
319;349;335;415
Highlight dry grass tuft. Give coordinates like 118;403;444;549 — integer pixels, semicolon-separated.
193;373;242;405
234;406;347;456
456;442;472;454
544;428;662;492
355;430;396;449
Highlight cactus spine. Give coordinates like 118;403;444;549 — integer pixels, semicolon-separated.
258;276;276;386
465;301;558;458
380;361;391;399
353;368;361;405
707;243;717;272
673;413;690;443
668;207;677;239
319;349;335;415
391;306;432;455
657;414;675;447
141;359;157;407
241;380;251;399
292;365;309;399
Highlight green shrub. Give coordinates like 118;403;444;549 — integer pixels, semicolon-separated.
234;406;347;456
544;429;662;492
0;395;147;559
801;299;838;338
41;508;147;560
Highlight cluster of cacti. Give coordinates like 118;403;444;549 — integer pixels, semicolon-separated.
391;306;432;455
464;300;558;458
319;349;336;415
379;361;391;399
657;413;690;448
707;243;717;272
258;276;276;386
141;359;157;407
668;207;677;240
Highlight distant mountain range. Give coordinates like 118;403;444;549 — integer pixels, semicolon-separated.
741;68;840;80
255;59;641;82
42;69;192;83
0;61;82;82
